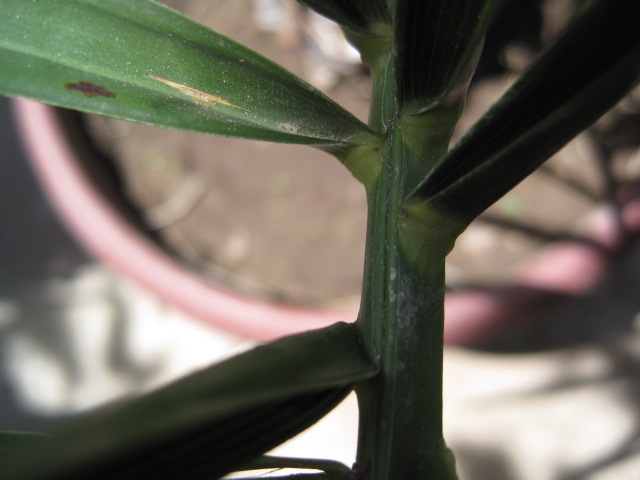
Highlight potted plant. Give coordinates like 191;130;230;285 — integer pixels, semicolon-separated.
1;0;639;478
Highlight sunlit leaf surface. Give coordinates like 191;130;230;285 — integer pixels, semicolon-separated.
0;0;377;146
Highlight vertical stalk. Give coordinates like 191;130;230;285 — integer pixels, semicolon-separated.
355;123;455;480
349;21;461;479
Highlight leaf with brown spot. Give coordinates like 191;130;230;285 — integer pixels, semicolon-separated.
0;0;377;148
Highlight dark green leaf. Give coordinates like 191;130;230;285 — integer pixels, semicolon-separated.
0;431;49;456
1;323;377;480
104;389;351;480
405;0;640;226
297;0;390;36
0;0;377;146
395;0;501;114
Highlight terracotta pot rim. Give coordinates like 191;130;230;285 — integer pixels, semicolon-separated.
14;98;640;345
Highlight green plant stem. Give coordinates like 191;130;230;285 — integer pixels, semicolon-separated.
351;26;460;475
355;120;457;479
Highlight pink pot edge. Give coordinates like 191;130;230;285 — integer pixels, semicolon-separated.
13;98;640;345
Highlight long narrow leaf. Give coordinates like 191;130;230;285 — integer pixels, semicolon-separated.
405;0;640;226
107;389;351;480
395;0;501;114
0;0;377;146
2;322;377;480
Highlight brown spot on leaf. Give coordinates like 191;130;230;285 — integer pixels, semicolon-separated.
65;82;115;98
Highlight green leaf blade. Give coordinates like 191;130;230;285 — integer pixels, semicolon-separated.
0;0;377;146
406;0;640;225
110;388;352;480
1;322;377;480
395;0;501;115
